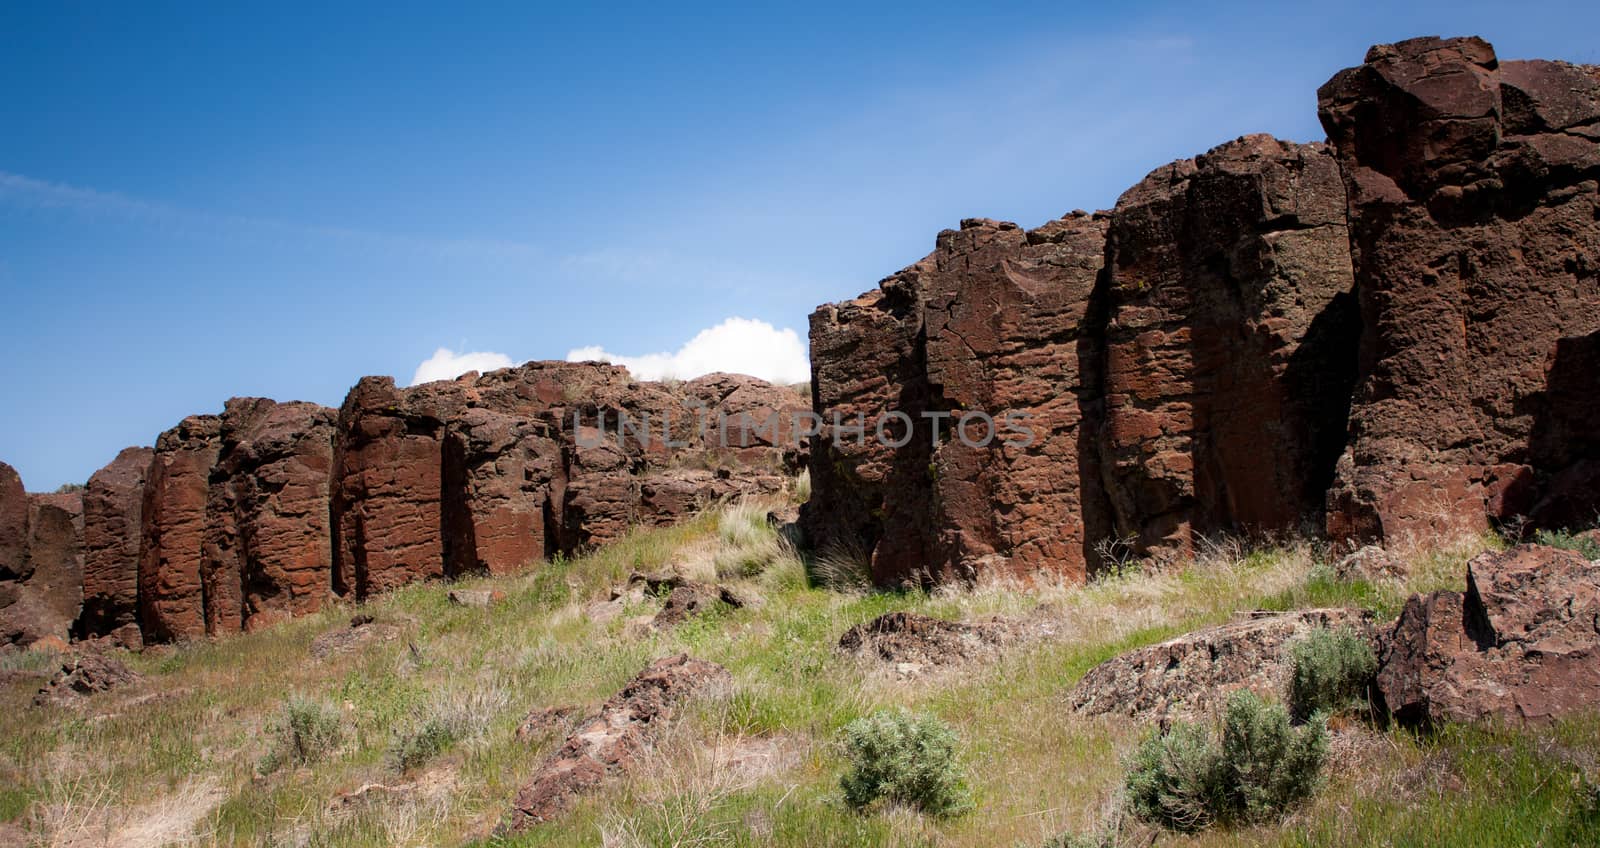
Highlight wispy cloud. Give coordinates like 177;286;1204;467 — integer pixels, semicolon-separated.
0;169;543;263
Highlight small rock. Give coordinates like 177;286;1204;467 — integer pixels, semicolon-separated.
1334;545;1406;581
514;705;579;742
448;589;506;608
503;654;730;831
838;611;1021;673
33;651;141;707
652;583;744;629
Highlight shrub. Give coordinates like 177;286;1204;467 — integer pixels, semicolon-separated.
1533;528;1600;561
387;685;508;773
259;697;343;773
1125;690;1327;831
390;717;457;773
1289;625;1378;720
839;708;973;817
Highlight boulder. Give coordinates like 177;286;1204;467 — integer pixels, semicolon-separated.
76;446;153;646
1069;608;1376;725
138;416;222;643
504;654;730;830
1319;37;1600;542
1376;544;1600;725
838;611;1025;675
650;581;744;629
33;650;141;707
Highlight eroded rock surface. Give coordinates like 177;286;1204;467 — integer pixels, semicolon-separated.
804;214;1111;584
138;416;222;642
1376;544;1600;725
1098;135;1359;560
77;447;153;646
1069;608;1376;724
0;489;84;648
204;398;337;634
838;611;1026;675
33;651;141;707
1319;37;1600;542
505;654;730;829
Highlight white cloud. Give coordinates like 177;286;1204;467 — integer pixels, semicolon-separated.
410;347;515;386
567;317;810;384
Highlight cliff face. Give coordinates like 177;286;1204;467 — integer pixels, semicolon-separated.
804;36;1599;584
1318;37;1600;543
34;362;803;647
4;36;1597;646
802;214;1110;585
0;463;83;647
77;447;153;647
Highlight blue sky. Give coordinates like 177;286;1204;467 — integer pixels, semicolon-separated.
3;2;1598;490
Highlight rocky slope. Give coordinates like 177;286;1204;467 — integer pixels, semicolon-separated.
803;36;1600;584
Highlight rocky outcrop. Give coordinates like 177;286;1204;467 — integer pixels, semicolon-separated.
838;611;1027;675
1319;37;1600;542
1376;544;1600;725
504;654;730;830
0;463;25;584
804;214;1111;584
802;37;1598;584
0;484;85;648
33;650;141;707
77;447;153;646
137;416;222;643
1069;608;1376;725
5;361;802;647
335;363;799;601
204;399;337;634
1098;135;1359;560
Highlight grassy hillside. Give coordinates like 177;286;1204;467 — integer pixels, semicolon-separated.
3;487;1597;847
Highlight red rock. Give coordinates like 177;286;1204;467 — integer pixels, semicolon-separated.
203;398;337;634
1376;544;1600;725
332;376;464;598
1318;37;1600;542
76;446;153;646
804;214;1111;585
138;415;222;643
1;490;85;647
0;463;25;583
334;363;797;599
504;654;730;830
1098;135;1359;560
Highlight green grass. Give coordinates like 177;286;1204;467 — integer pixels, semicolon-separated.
1;503;1592;847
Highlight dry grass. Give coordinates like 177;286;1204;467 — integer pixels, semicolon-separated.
1;499;1591;847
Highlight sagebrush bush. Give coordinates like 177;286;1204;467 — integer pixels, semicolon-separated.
259;697;343;773
1289;625;1378;720
390;717;456;773
1126;690;1327;831
1533;528;1600;561
840;708;973;817
387;685;508;773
